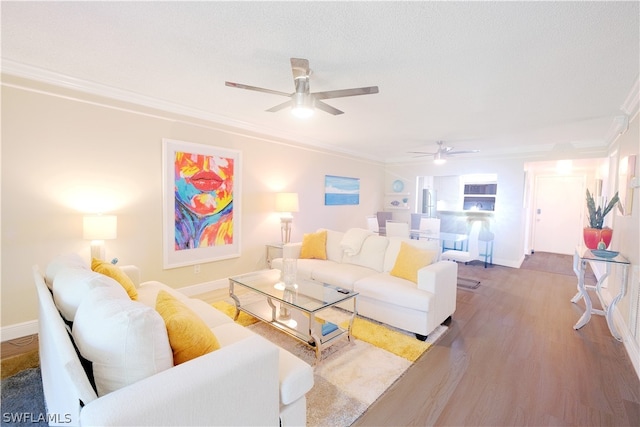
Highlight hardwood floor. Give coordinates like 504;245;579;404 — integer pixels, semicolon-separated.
354;255;640;426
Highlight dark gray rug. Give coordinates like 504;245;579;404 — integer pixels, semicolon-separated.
1;367;48;426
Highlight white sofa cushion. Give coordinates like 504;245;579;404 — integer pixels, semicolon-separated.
343;235;389;272
53;268;127;322
325;229;345;262
45;253;89;289
72;286;173;396
135;280;191;305
272;258;334;281
354;272;434;312
311;262;377;290
213;323;313;406
340;228;372;255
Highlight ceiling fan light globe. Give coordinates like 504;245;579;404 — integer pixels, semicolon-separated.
291;106;314;119
433;151;446;164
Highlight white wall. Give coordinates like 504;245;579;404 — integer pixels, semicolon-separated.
1;77;385;327
608;114;640;361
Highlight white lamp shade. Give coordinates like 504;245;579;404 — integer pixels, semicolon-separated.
83;215;117;240
275;193;299;213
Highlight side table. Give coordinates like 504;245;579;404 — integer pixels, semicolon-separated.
571;245;630;341
265;243;283;268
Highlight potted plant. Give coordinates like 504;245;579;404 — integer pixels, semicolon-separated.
584;189;619;249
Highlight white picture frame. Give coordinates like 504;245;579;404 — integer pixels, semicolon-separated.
162;138;242;268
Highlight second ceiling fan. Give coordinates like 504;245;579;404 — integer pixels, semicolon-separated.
409;141;480;164
225;58;379;118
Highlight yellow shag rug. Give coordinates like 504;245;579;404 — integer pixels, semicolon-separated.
211;300;259;327
213;300;435;362
340;317;431;362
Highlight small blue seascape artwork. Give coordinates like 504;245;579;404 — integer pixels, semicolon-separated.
325;175;360;205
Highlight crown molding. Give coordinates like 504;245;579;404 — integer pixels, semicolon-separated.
620;74;640;118
1;59;383;163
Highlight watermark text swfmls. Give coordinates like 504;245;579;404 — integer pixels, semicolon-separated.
2;412;72;424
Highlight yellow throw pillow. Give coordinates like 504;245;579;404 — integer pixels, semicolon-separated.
390;242;436;284
300;230;328;260
91;258;138;300
156;290;220;365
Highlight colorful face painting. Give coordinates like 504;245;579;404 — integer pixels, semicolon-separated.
174;151;234;250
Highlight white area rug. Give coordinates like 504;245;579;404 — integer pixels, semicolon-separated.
247;310;448;426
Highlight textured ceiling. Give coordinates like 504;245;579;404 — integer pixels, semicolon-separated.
2;1;638;163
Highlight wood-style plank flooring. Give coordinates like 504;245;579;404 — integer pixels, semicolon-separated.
354;253;640;426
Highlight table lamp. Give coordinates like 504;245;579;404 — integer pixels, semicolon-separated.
83;214;117;260
275;193;299;244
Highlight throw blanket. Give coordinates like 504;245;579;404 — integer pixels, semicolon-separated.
340;228;372;256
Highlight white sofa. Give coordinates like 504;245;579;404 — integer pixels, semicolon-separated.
33;254;313;426
272;229;458;340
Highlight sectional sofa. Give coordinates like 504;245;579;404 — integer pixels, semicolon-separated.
33;253;313;426
272;228;458;340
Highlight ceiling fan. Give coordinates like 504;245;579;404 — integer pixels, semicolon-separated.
408;141;480;164
225;58;379;118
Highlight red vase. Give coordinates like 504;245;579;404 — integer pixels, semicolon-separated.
583;227;613;249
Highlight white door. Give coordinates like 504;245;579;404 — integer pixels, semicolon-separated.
533;175;585;255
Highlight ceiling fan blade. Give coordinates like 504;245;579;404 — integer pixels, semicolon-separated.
266;100;292;112
314;100;344;115
225;81;291;98
290;58;310;80
447;150;481;155
313;86;379;100
407;151;436;156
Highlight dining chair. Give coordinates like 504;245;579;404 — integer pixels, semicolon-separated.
385;221;410;238
366;216;379;233
441;220;481;265
419;217;441;235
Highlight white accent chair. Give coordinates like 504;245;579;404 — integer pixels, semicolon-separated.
385;220;410;238
366;215;379;233
441;221;481;265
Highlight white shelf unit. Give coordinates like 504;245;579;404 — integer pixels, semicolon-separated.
384;192;410;210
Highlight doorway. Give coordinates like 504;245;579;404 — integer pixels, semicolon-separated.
532;175;585;255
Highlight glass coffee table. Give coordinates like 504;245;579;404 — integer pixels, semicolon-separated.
229;269;358;360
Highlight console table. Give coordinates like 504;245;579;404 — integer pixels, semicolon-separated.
571;246;630;341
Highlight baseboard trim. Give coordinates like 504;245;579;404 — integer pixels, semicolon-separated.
1;320;39;342
495;255;524;269
601;288;640;381
176;278;229;297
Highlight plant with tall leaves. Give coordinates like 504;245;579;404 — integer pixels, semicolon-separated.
586;189;619;229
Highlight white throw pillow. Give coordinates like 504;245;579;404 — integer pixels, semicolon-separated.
343;235;389;272
340;228;373;256
325;229;346;262
45;253;89;289
53;268;126;322
72;286;173;396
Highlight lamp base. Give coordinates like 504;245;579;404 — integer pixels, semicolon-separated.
90;241;105;261
280;218;293;244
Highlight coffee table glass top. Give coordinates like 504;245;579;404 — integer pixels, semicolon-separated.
229;269;357;313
